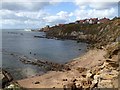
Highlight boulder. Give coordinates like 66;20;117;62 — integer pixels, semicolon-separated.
90;79;98;88
71;78;77;82
63;79;67;81
75;83;82;89
104;60;119;69
34;81;40;84
86;71;92;79
1;69;13;88
81;79;92;88
76;67;87;73
99;71;118;80
93;75;100;81
63;82;76;90
98;80;113;88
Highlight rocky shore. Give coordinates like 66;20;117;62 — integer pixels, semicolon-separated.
2;18;119;89
17;47;119;89
19;56;71;71
0;68;13;88
4;18;119;89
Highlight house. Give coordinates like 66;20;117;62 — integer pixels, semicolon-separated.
91;18;98;24
98;17;110;24
86;18;98;24
75;20;85;24
58;24;64;27
76;18;98;24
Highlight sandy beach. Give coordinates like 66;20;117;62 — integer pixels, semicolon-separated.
17;48;119;89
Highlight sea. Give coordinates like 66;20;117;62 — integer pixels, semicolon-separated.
1;29;88;80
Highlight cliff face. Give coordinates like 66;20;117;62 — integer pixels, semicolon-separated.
46;18;120;48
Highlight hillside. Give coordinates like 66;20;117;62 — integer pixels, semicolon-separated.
5;18;120;89
46;18;120;48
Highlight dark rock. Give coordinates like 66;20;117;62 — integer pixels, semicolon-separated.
63;79;67;81
105;60;119;69
76;67;87;73
34;81;40;84
34;36;45;38
81;80;92;88
71;79;77;82
82;75;86;78
10;53;14;55
1;69;13;88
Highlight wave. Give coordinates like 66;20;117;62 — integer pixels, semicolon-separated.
24;29;31;31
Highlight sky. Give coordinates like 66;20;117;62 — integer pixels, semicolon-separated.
0;0;120;29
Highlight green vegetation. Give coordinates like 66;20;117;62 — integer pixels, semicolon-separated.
46;18;120;49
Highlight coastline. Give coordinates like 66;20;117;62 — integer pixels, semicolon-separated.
17;48;119;89
2;18;120;89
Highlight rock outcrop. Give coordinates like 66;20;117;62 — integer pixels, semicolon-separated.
64;59;119;89
46;18;120;49
0;68;13;88
17;49;119;89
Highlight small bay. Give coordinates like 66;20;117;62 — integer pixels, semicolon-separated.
2;29;88;80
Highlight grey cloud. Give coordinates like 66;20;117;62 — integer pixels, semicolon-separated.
89;2;118;10
1;2;51;11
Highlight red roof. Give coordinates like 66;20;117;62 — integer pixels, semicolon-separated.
99;18;110;23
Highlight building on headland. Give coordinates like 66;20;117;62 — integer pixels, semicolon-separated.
40;17;111;32
75;18;98;24
58;24;64;27
75;17;110;24
97;17;110;24
75;20;85;24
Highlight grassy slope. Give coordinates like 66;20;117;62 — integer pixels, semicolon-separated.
46;18;120;48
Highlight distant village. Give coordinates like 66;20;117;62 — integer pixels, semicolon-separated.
39;17;111;32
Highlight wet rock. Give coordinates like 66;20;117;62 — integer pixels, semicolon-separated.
10;53;14;55
34;36;45;38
